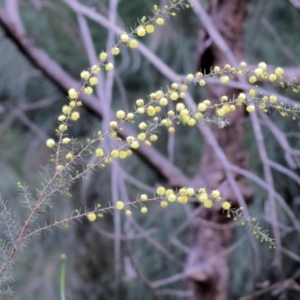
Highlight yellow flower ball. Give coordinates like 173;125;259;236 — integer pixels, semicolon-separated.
156;18;164;25
138;133;146;140
71;112;80;121
179;92;186;99
249;76;257;83
249;89;256;97
224;64;231;70
167;111;174;117
187;118;196;126
195;112;203;120
120;32;129;42
115;201;125;210
140;194;148;201
165;189;174;196
199;80;206;86
147;106;156;116
150;134;158;141
177;196;188;204
91;65;100;73
275;67;284;76
156;186;166;195
83;86;93;95
203;100;211;106
238;93;246;101
111;150;119;158
186;74;194;81
170;92;179;101
109;121;118;129
127;113;134;120
180;109;189;117
119;151;127;159
211;190;221;199
116;110;126;119
254;68;263;77
87;212;97;222
136;26;146;37
111;47;120;55
145;24;155;33
160;201;168;208
140;207;148;214
155;90;164;98
46;139;55;148
246;105;256;113
179;188;187;196
221;96;228;102
167;194;176;202
198;103;207;112
99;52;108;61
105;157;112;164
65;152;73;160
216;108;225;117
126;136;135;143
58;115;66;122
203;199;213;208
56;165;64;172
125;210;132;216
180;84;188;91
269;95;277;103
139;122;147;130
62;106;71;115
222;201;231;210
159;97;168;106
69;101;76;108
136;99;144;106
68;88;78;99
59;124;67;132
258;62;267;71
186;188;195;196
176;103;185;111
268;74;277;82
80;71;90;80
130;141;139;149
214;66;221;73
95;148;104;157
105;63;114;71
62;138;71;144
149;92;157;99
129;39;138;48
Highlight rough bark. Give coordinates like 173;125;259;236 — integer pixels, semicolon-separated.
186;1;251;299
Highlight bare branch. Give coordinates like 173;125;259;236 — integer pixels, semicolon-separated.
130;217;185;267
259;111;300;168
289;0;300;9
14;109;48;141
251;112;281;267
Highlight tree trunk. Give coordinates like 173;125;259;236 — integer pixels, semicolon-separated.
186;1;251;299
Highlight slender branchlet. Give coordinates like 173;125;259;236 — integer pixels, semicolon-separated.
2;0;299;295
